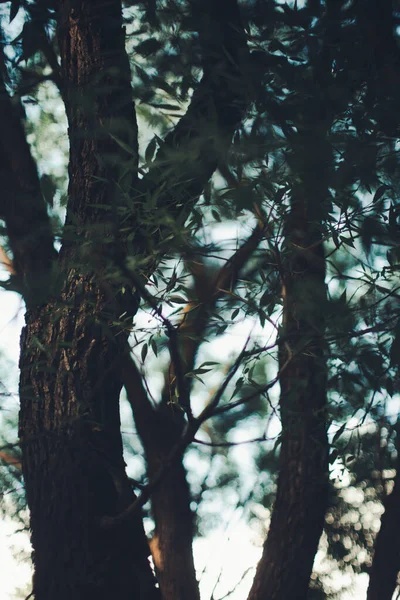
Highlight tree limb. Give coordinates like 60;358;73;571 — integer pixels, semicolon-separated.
133;0;250;258
101;339;253;528
0;36;56;304
162;220;268;405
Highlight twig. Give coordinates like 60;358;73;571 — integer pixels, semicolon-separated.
124;266;193;420
193;435;273;448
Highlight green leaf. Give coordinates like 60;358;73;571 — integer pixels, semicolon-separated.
135;38;163;57
151;338;158;357
332;422;347;445
373;184;390;203
10;0;21;23
230;377;244;398
148;103;182;111
340;236;355;248
141;343;148;363
187;367;213;375
329;449;339;464
145;136;157;163
109;133;136;156
169;295;187;304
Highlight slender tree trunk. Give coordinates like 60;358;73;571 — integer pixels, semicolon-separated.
248;135;330;600
124;361;200;600
147;412;200;600
18;2;158;598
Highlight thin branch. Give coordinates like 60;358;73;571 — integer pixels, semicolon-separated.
121;351;158;446
212;378;279;417
193;435;273;448
101;339;253;528
161;221;268;403
215;567;253;600
197;337;251;423
125;268;193;420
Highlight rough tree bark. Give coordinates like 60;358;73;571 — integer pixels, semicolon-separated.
17;2;158;599
14;0;251;597
248;139;329;600
123;360;200;600
247;5;340;594
367;433;400;600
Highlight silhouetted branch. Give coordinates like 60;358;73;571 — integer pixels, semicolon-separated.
0;36;56;303
135;0;250;256
161;220;268;404
121;351;158;447
101;339;253;528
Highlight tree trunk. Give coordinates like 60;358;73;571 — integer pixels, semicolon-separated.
18;2;158;598
367;437;400;600
19;287;157;600
248;135;329;600
123;362;200;600
361;3;400;597
147;409;200;600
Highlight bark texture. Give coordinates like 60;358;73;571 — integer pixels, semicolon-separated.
146;412;199;600
248;135;330;600
18;2;157;599
367;426;400;600
19;287;157;600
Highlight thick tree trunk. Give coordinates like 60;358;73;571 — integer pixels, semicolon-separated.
367;441;400;600
248;137;329;600
19;287;157;600
18;2;158;599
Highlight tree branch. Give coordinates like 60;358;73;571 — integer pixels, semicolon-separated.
0;35;56;304
133;0;250;258
161;220;267;405
121;351;158;447
101;339;252;528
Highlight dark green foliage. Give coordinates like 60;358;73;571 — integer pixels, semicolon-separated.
0;0;400;598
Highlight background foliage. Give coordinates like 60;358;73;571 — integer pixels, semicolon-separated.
0;0;399;598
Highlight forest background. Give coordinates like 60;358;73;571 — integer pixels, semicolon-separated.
0;0;399;599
